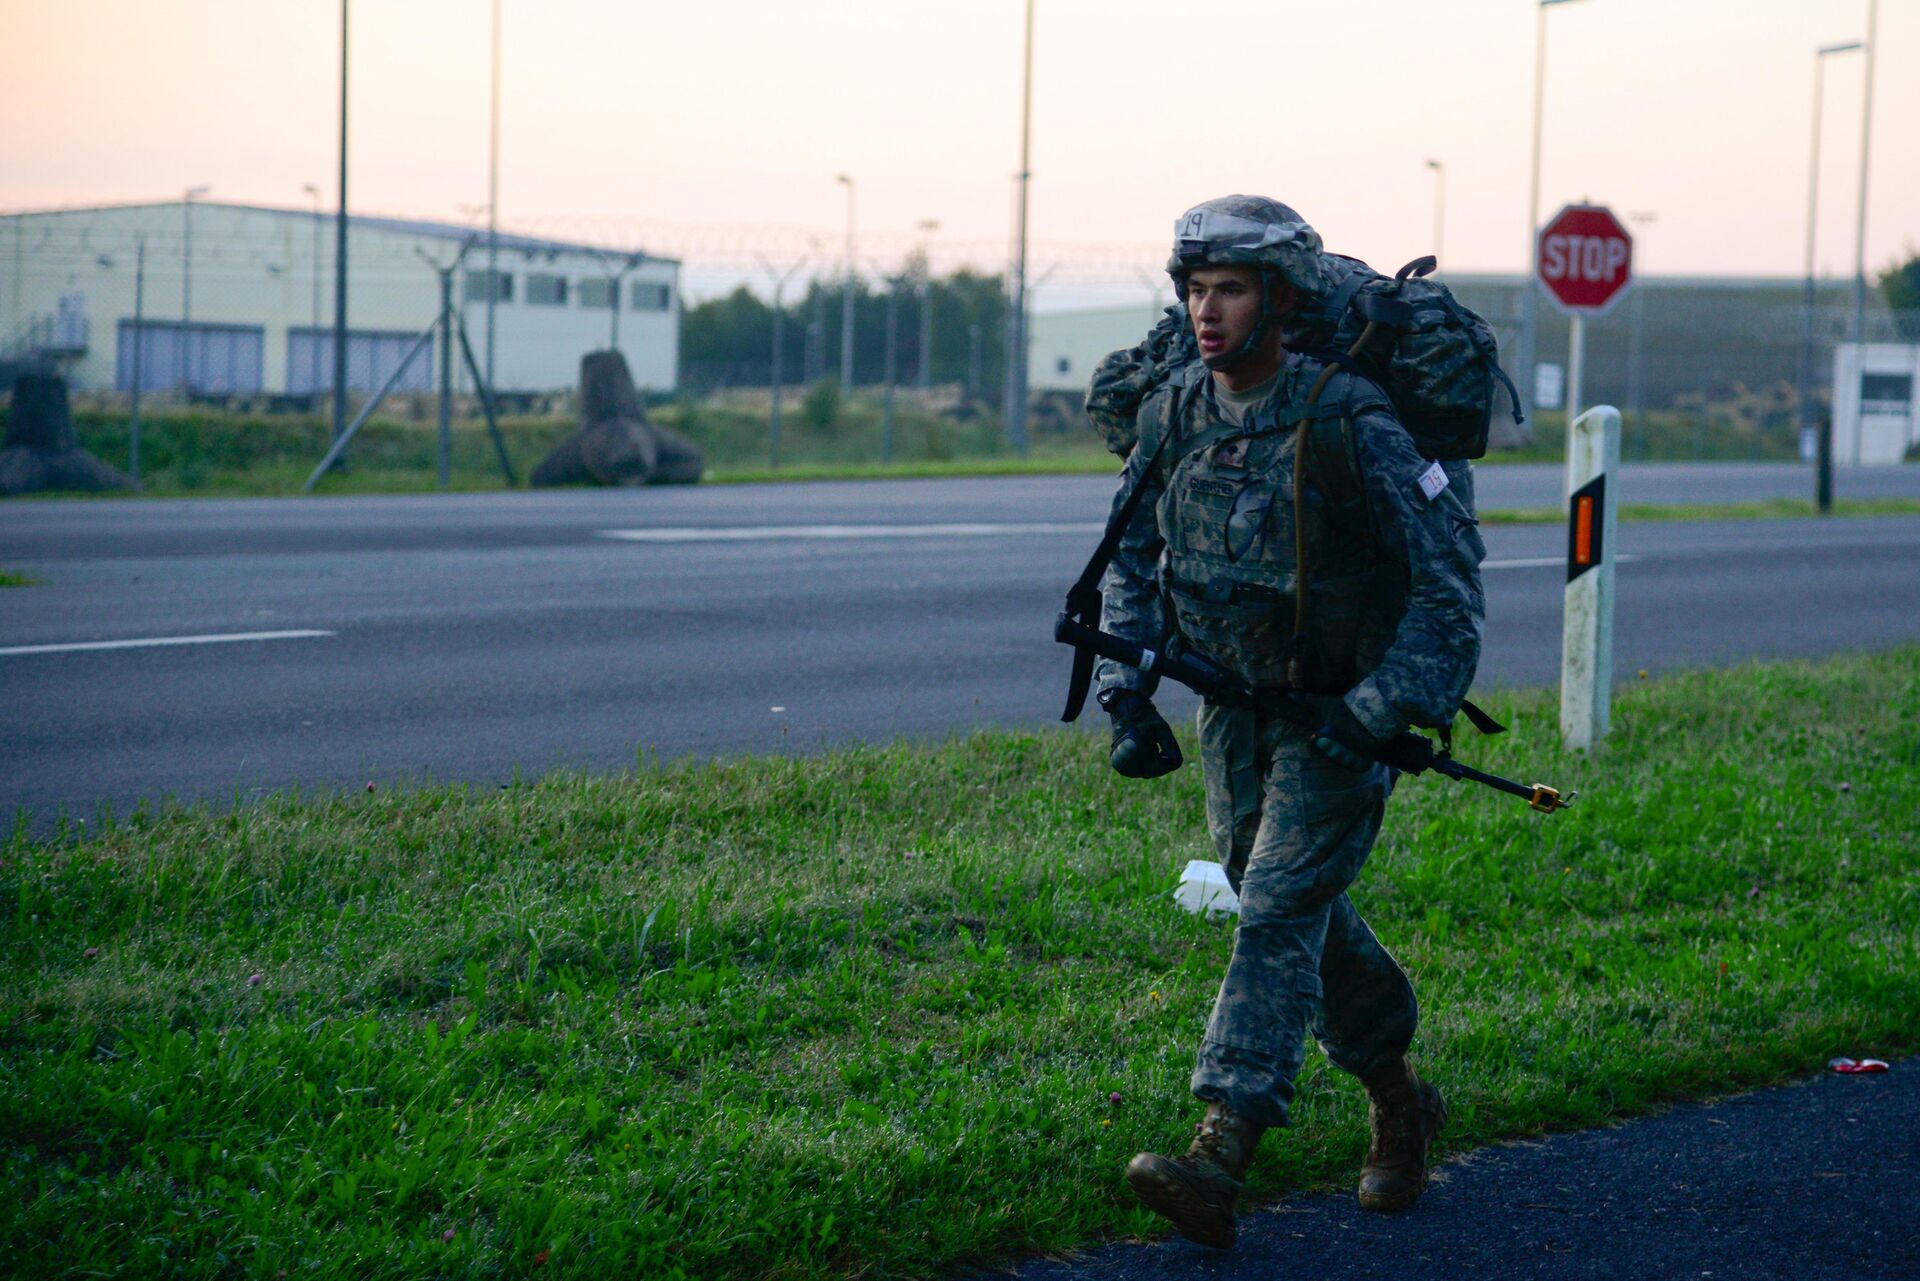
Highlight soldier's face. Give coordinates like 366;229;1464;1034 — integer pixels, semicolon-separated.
1186;266;1265;364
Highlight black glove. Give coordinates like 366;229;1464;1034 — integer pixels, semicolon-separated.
1099;689;1184;779
1311;701;1385;772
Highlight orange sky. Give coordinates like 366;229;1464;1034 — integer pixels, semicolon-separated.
3;0;1914;300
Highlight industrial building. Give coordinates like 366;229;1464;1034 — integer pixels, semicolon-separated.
0;200;680;398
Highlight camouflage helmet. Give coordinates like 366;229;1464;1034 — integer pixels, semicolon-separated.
1166;195;1333;301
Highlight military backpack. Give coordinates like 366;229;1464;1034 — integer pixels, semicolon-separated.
1084;254;1522;462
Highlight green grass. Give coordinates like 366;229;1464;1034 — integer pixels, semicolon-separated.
0;571;44;587
4;654;1918;1279
13;397;1892;499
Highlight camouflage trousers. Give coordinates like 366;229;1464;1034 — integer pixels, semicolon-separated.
1189;701;1419;1129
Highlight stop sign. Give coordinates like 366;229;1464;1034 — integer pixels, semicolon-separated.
1537;203;1633;315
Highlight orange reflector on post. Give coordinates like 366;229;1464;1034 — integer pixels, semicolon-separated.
1565;475;1607;583
1574;495;1595;565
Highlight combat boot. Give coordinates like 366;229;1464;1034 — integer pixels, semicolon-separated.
1124;1102;1265;1249
1357;1056;1446;1211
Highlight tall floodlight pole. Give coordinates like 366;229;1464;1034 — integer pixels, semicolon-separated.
757;255;807;469
1425;159;1445;263
836;174;856;392
332;0;350;443
917;218;939;390
302;183;322;394
1627;210;1657;460
180;185;209;393
487;0;501;393
1520;0;1584;422
1008;0;1035;455
1849;0;1878;359
1802;39;1863;509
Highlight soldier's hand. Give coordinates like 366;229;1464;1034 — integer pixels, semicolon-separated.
1311;703;1382;772
1099;689;1184;779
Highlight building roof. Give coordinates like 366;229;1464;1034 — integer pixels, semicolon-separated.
0;198;679;267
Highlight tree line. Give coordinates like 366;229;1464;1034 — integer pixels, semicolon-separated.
679;268;1012;395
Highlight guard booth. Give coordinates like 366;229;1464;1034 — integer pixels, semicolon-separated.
1832;342;1920;465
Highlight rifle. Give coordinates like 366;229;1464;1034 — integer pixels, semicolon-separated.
1053;613;1574;815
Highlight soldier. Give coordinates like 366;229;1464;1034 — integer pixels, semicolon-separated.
1091;196;1487;1249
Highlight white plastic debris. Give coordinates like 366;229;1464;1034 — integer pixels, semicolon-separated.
1173;860;1240;916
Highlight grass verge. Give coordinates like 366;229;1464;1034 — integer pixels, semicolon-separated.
0;571;44;587
3;650;1918;1278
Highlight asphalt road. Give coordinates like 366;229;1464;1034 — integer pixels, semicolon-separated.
992;1061;1919;1281
4;462;1918;830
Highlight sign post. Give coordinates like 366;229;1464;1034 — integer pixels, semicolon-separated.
1538;203;1634;424
1539;203;1632;749
1561;406;1621;750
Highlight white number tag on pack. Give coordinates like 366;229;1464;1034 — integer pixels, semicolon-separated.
1416;461;1450;502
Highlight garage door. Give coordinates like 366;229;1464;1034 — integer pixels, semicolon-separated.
287;327;433;395
117;321;265;395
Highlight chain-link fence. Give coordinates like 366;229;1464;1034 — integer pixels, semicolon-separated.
5;201;1917;477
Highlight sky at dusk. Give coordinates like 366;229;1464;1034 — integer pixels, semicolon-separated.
3;0;1914;305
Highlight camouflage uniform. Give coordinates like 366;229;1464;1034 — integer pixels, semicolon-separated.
1094;351;1486;1130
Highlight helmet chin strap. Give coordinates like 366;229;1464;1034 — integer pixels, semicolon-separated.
1201;270;1289;373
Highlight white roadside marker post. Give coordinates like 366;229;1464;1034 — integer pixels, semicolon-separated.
1561;405;1621;749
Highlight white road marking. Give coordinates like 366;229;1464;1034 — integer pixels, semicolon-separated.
599;522;1106;542
1484;554;1640;570
0;629;334;658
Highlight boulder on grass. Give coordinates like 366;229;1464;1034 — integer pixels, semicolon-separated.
530;351;704;487
0;372;136;496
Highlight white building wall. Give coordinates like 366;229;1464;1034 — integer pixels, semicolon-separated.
1832;342;1920;466
1028;304;1166;393
0;201;679;395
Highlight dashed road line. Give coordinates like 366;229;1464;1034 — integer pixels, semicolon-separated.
0;629;335;658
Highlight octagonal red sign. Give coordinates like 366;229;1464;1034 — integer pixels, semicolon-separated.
1537;203;1633;315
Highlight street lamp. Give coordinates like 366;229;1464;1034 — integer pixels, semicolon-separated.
1848;0;1879;357
916;218;940;390
1627;210;1658;459
302;183;322;395
1424;159;1445;264
1519;0;1586;423
1008;0;1036;456
1804;37;1864;508
487;0;501;394
180;184;211;393
836;174;856;393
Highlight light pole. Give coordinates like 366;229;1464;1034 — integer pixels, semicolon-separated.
1803;38;1863;504
1425;159;1445;264
756;255;807;469
487;0;501;394
836;174;856;393
1519;0;1586;423
332;0;349;443
1848;0;1878;360
917;218;940;390
1627;210;1657;459
302;183;322;395
1007;0;1036;455
180;184;210;393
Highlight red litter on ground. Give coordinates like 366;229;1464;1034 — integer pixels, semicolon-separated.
1828;1057;1890;1074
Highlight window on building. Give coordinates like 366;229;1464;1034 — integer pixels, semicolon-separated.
629;281;673;312
527;273;569;306
578;278;617;309
463;270;513;304
1056;357;1071;375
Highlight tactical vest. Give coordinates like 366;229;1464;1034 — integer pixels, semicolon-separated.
1150;360;1405;694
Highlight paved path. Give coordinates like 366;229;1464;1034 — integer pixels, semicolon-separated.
4;468;1918;832
996;1062;1917;1281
